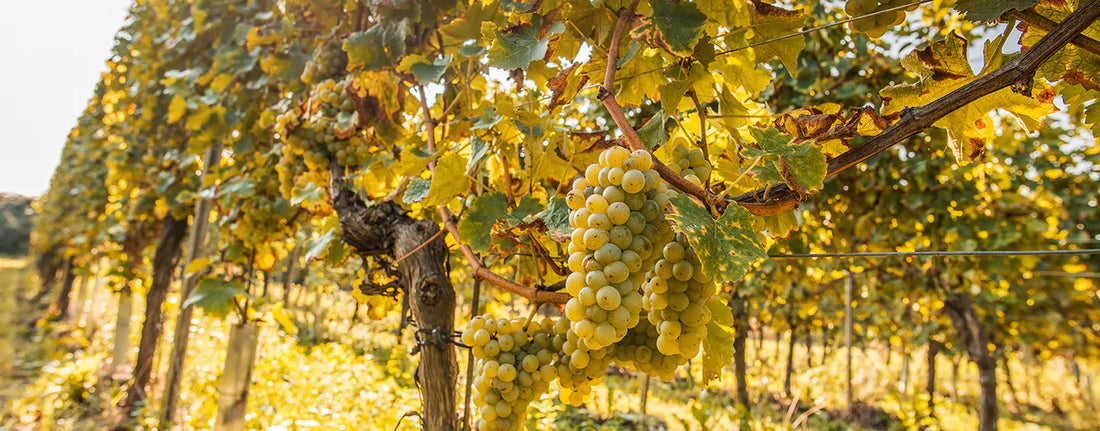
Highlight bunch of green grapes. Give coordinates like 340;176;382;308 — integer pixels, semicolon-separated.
551;317;614;406
610;316;688;382
563;146;674;351
462;314;560;431
641;233;715;358
301;39;348;84
666;138;711;187
844;0;908;38
276;78;369;170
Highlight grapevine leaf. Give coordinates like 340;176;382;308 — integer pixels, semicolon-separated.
487;19;563;70
168;95;187;123
955;0;1038;22
304;228;337;262
667;194;766;282
743;127;826;194
491;196;558;241
423;154;471;207
659;80;692;115
399;54;452;83
539;197;572;241
702;298;735;384
290;182;323;206
649;0;707;54
750;1;807;72
458;192;510;254
1018;4;1100;92
334;111;359;139
880;33;1055;162
637;109;669;150
270;302;297;335
183;257;212;277
344;19;409;71
403;178;431;204
468;137;490;172
184;277;246;318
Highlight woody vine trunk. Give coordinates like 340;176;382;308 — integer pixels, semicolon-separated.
330;165;457;431
119;215;188;421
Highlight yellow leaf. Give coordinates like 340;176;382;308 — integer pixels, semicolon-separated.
255;247;275;271
423;154;471;207
167;95;187;123
271;303;297;335
184;257;211;276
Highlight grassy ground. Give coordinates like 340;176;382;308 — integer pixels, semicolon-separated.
1;258;1096;430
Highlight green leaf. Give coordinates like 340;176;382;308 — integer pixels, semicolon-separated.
659;80;692;115
403;178;431;204
956;0;1037;22
750;1;807;72
539;197;572;240
637;109;669;150
344;19;409;71
649;0;707;54
458;192;511;254
702;298;735;384
220;178;255;197
743;127;826;194
304;228;337;262
399;54;453;83
291;182;323;206
667;194;766;282
423;154;471;207
184;277;245;318
880;33;1055;162
487;20;563;70
467;137;490;172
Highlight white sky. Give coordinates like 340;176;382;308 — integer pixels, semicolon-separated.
0;0;131;197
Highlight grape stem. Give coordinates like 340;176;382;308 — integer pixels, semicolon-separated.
415;84;571;305
598;0;728;215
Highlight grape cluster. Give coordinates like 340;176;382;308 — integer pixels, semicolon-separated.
552;317;614;406
462;315;559;431
611;317;688;382
563;146;674;351
641;233;715;358
274;78;369;170
666;138;711;188
301;39;348;84
844;0;908;38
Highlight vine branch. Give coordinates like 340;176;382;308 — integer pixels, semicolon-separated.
415;84;570;305
732;0;1100;215
1008;8;1100;57
598;0;728;213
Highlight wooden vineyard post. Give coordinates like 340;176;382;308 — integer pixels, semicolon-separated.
639;374;650;415
214;321;261;431
71;271;90;326
845;273;854;414
110;286;134;377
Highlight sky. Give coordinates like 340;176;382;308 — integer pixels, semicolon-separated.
0;0;132;197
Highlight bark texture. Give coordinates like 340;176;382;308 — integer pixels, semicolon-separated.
730;291;750;407
944;292;997;431
54;257;76;320
121;215;188;417
331;167;457;431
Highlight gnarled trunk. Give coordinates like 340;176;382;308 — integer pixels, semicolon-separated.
944;292;997;431
121;215;188;417
331;167;456;431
